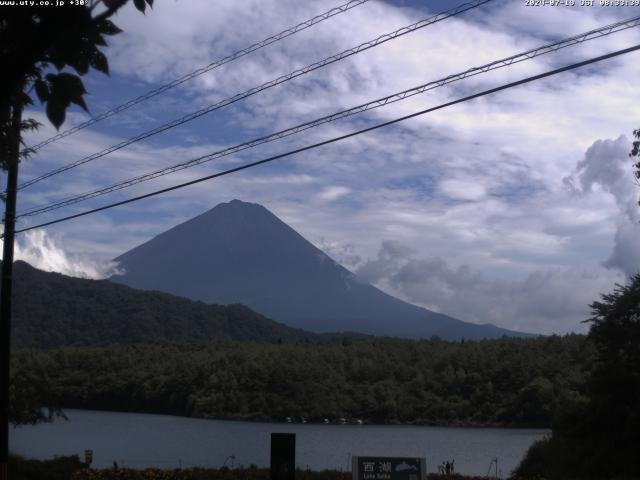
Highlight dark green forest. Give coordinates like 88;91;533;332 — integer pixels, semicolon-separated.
13;335;592;428
8;259;595;429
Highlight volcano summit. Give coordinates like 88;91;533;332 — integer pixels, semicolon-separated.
111;200;528;340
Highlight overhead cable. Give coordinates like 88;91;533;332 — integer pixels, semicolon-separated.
12;43;640;235
17;14;640;218
18;0;493;190
27;0;371;152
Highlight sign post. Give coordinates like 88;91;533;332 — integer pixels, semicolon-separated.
270;433;295;480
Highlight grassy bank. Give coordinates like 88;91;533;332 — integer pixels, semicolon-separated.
9;454;85;479
8;456;492;480
72;468;488;480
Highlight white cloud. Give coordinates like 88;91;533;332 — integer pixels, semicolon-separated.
239;174;315;185
2;229;121;279
564;135;640;276
316;185;351;202
605;220;640;275
355;240;623;335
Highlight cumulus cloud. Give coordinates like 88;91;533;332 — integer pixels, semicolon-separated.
356;241;623;335
605;221;640;275
356;240;416;283
1;229;121;279
316;237;362;268
564;136;640;276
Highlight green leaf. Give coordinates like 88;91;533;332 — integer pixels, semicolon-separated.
58;73;88;112
94;34;108;47
46;99;66;130
70;49;90;75
98;19;123;36
20;119;41;133
69;93;88;112
34;80;50;103
133;0;146;13
19;92;33;107
54;72;87;95
47;72;89;116
90;50;109;75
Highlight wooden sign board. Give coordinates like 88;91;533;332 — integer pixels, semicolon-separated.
352;456;425;480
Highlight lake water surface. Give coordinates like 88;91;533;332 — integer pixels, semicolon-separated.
11;409;547;477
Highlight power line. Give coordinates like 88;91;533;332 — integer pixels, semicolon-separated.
27;0;371;152
12;43;640;236
18;0;493;190
17;14;640;219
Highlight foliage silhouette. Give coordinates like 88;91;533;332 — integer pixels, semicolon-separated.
515;275;640;479
1;0;153;161
1;2;152;433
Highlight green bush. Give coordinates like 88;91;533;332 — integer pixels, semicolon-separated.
9;454;85;480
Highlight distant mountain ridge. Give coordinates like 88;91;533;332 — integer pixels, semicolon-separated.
8;261;361;349
112;200;530;340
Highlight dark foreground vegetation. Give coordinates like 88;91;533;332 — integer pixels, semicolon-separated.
13;334;591;427
514;275;640;480
7;455;490;480
9;454;85;480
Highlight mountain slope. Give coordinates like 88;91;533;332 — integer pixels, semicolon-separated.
8;261;355;349
112;200;529;340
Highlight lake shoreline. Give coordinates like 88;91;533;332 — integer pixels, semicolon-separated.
8;455;500;480
55;405;551;430
12;408;547;476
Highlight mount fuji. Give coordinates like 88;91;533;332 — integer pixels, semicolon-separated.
111;200;529;340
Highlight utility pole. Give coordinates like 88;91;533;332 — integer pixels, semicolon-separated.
0;104;22;480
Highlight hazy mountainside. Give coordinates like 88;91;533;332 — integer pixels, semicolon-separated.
8;261;358;349
112;199;530;340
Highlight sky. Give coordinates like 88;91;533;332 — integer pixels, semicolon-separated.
4;0;640;335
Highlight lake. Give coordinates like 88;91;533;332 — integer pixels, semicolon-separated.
11;409;547;477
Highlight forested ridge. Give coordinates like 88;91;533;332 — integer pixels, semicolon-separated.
7;261;364;348
13;335;592;428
